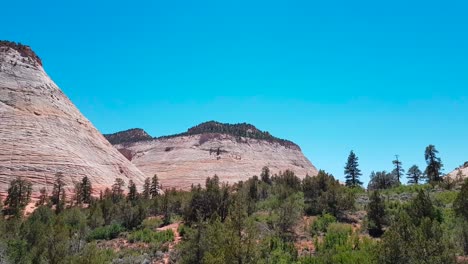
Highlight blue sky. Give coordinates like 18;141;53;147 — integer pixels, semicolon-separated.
2;0;467;185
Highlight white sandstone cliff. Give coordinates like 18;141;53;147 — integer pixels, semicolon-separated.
110;127;318;190
0;42;146;197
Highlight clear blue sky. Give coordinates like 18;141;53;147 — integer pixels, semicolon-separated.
2;0;467;185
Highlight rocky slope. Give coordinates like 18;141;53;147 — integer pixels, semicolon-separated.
448;161;468;180
106;122;318;189
0;41;146;197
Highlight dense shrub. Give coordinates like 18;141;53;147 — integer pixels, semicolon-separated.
307;223;377;264
141;217;163;229
310;213;337;236
303;171;355;217
318;223;353;251
128;229;174;244
87;224;125;241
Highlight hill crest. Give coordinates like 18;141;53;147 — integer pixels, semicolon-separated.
106;121;299;149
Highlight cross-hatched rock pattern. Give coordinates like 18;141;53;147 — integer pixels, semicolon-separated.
109;127;318;190
0;43;146;197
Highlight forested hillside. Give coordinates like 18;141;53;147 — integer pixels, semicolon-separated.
1;164;466;263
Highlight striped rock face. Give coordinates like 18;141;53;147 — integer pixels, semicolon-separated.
0;43;146;198
448;162;468;181
108;128;318;190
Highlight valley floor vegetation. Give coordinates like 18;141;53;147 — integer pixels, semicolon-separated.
0;145;467;264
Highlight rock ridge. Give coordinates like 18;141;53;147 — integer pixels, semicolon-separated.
107;121;300;150
110;124;318;190
0;42;146;197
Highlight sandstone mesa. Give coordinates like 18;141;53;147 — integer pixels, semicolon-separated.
0;42;146;197
106;122;318;190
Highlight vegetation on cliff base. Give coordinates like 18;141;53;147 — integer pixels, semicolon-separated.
0;144;465;263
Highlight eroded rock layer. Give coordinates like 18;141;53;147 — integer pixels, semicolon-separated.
448;161;468;180
108;123;318;190
0;42;146;197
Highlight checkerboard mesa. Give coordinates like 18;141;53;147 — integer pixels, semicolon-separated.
0;41;146;197
106;122;318;190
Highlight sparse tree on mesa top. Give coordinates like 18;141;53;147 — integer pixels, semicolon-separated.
406;165;424;185
344;150;363;187
424;145;444;184
392;155;404;184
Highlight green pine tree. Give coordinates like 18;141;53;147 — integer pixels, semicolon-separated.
424;145;443;184
150;174;160;198
454;179;468;221
51;173;66;213
127;180;138;202
260;166;272;184
367;190;386;237
344;151;363;187
5;177;33;215
36;187;49;206
142;177;151;200
81;176;92;204
406;165;424;185
391;155;404;184
111;178;125;203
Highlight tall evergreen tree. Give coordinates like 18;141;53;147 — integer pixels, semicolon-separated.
407;190;439;225
162;191;171;225
127;180;138;202
150;174;160;198
406;165;424;185
225;193;259;263
344;151;363;187
4;177;32;215
51;172;66;213
74;181;83;205
392;155;404;183
219;183;230;222
453;179;468;255
80;176;92;204
111;178;125;203
260;166;271;184
454;179;468;221
454;179;468;255
424;145;443;183
367;190;386;237
142;177;151;200
36;187;49;206
247;176;258;216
